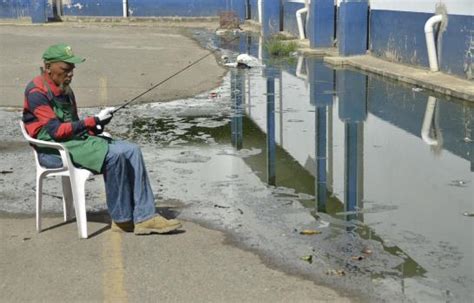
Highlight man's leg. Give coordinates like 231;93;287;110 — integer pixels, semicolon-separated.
103;140;181;234
103;140;155;224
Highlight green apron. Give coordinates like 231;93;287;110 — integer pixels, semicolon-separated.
36;80;109;173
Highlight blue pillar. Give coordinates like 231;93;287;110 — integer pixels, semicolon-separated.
30;0;47;23
231;70;244;150
262;0;282;37
336;69;367;224
266;75;276;185
307;0;335;48
337;0;368;56
308;58;335;212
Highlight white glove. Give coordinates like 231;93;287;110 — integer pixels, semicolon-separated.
95;107;115;123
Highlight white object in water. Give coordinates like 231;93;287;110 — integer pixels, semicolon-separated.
224;53;261;68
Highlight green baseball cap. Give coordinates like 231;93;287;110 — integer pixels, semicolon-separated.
42;43;85;64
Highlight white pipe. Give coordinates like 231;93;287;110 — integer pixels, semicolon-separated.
424;14;443;72
258;0;262;23
122;0;127;17
421;96;439;146
296;0;309;40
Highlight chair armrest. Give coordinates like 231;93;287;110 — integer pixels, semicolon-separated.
31;139;75;170
27;136;66;150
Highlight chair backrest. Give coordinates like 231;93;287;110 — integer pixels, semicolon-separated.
19;121;42;166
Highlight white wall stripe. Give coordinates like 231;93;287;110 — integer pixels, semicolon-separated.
370;0;474;16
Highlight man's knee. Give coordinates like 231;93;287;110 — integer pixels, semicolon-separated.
107;141;141;160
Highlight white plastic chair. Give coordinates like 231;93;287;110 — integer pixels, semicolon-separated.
20;121;95;239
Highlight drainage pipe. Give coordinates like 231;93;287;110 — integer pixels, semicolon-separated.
122;0;127;17
424;14;443;72
296;0;309;39
258;0;263;23
421;96;439;146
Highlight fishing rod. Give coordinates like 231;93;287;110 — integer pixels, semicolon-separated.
112;35;241;114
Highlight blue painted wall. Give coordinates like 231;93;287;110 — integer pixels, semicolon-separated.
62;0;245;18
249;0;258;22
283;1;305;37
0;0;30;18
370;10;474;79
439;14;474;79
128;0;244;19
63;0;122;16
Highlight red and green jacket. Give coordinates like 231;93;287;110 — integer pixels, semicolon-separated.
22;73;109;173
22;73;98;139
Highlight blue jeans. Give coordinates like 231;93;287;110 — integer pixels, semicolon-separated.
38;140;156;224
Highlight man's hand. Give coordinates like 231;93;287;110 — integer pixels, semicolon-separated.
95;107;115;126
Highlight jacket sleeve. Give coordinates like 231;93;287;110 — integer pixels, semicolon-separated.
27;91;99;140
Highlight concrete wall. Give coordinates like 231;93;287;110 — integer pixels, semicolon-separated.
369;0;474;79
0;0;30;18
61;0;245;18
62;0;122;16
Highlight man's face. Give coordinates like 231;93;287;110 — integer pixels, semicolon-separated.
45;61;75;88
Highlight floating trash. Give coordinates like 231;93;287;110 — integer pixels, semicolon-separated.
462;212;474;217
449;180;469;187
351;255;366;261
326;269;346;276
412;87;424;92
214;204;230;209
299;229;322;235
300;255;313;264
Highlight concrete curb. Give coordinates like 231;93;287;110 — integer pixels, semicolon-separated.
298;41;473;102
322;55;474;102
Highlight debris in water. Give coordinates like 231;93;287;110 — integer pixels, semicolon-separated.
462;212;474;217
300;255;313;264
214;204;230;209
449;180;469;187
0;170;13;174
412;87;423;92
237;208;244;215
23;237;31;241
299;229;322;235
351;255;366;261
326;269;346;276
362;247;373;255
463;137;473;143
223;54;261;68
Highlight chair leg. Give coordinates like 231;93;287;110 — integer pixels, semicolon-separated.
61;176;74;222
70;171;90;239
36;174;43;233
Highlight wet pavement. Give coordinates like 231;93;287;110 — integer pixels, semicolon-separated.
1;28;473;302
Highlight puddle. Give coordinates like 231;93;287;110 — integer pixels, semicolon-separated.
116;31;473;302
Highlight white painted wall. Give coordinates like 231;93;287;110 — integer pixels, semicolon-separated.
369;0;474;16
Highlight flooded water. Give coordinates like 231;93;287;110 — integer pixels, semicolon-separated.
119;32;473;302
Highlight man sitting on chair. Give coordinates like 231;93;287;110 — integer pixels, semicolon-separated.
22;43;182;235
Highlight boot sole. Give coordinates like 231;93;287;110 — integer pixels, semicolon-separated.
134;223;182;235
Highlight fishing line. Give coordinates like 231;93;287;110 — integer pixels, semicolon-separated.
112;35;240;114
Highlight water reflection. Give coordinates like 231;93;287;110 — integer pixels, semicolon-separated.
224;35;472;300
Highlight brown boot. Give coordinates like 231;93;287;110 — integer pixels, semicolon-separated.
134;216;182;235
111;220;134;233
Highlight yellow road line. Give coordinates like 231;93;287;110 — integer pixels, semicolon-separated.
102;231;128;303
